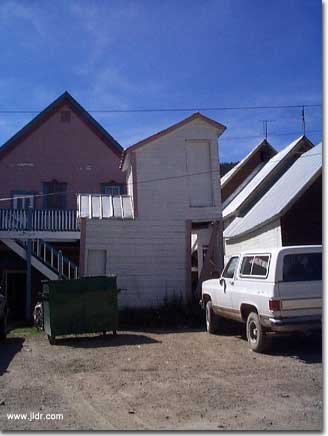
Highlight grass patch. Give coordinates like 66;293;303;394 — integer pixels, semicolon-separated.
8;326;42;338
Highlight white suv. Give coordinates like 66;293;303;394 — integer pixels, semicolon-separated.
201;246;322;352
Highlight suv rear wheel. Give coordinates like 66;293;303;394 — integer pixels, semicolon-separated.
246;312;267;353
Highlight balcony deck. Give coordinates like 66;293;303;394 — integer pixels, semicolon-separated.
0;209;80;240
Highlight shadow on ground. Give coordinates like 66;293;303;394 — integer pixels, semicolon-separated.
266;334;322;364
53;332;161;348
0;337;25;376
210;322;321;364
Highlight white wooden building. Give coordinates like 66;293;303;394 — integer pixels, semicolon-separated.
222;135;313;229
224;144;322;257
79;113;226;307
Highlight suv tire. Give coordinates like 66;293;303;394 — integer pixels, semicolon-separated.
205;301;220;334
246;311;267;353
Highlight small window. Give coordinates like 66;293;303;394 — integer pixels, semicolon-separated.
222;256;239;279
252;255;270;276
240;254;270;278
283;253;322;282
60;110;71;123
101;184;122;196
12;192;35;209
240;256;253;275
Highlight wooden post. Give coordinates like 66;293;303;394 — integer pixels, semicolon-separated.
25;207;32;321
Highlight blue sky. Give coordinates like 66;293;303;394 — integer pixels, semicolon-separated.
0;0;322;161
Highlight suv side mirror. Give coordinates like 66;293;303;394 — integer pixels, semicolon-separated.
219;277;227;293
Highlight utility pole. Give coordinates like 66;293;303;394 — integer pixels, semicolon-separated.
260;120;275;140
301;106;306;135
25;206;32;322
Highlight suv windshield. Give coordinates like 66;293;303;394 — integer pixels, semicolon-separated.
283;252;322;282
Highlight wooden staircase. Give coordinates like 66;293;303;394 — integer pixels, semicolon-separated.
1;238;79;280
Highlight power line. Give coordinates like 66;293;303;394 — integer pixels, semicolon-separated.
0;151;321;203
221;129;321;141
0;103;322;114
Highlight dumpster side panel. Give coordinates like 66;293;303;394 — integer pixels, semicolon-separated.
42;276;118;339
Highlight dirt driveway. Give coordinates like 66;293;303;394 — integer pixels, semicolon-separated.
0;327;322;431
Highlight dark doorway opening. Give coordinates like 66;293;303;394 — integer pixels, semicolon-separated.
4;271;26;321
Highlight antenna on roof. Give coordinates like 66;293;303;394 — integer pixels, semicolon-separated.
260;120;275;140
301;106;306;135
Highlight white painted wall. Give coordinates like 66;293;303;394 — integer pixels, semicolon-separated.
84;118;224;307
224;219;282;259
85;219;187;308
135;119;222;222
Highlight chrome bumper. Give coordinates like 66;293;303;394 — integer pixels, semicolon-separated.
261;315;322;333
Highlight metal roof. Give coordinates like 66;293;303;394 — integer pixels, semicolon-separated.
222;136;311;219
224;143;322;239
221;139;276;187
77;194;134;220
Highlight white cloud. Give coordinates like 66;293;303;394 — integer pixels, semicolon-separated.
0;1;45;35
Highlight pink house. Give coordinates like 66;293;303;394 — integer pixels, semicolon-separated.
0;91;125;320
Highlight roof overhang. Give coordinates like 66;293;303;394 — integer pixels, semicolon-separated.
120;112;226;169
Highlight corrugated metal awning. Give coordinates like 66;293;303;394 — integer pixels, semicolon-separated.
77;194;134;220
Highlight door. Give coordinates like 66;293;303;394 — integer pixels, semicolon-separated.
87;249;107;276
212;256;239;311
186;142;213;207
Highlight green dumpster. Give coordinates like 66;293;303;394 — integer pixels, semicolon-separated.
42;276;119;344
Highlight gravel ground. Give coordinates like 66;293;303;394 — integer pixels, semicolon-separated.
0;327;322;431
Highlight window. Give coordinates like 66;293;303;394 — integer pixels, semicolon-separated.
101;183;122;196
222;256;239;279
252;256;270;276
240;255;270;278
283;253;322;282
43;181;67;209
240;256;253;275
12;192;34;209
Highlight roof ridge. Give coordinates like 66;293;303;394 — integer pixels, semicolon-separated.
0;91;123;160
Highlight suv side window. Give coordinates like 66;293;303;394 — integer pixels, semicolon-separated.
240;256;253;275
240;254;270;278
222;257;239;279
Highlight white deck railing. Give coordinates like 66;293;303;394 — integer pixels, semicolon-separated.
0;209;80;232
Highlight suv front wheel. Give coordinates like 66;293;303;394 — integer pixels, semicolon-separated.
246;312;267;353
205;301;219;334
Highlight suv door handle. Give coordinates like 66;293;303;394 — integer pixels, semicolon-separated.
229;281;234;286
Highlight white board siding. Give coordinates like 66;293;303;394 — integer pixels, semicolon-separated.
135;119;222;222
85;219;187;308
84;119;224;307
224;219;282;258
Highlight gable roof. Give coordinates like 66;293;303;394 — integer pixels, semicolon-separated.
224;143;322;239
221;139;277;187
222;135;314;219
120;112;226;169
0;91;123;160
